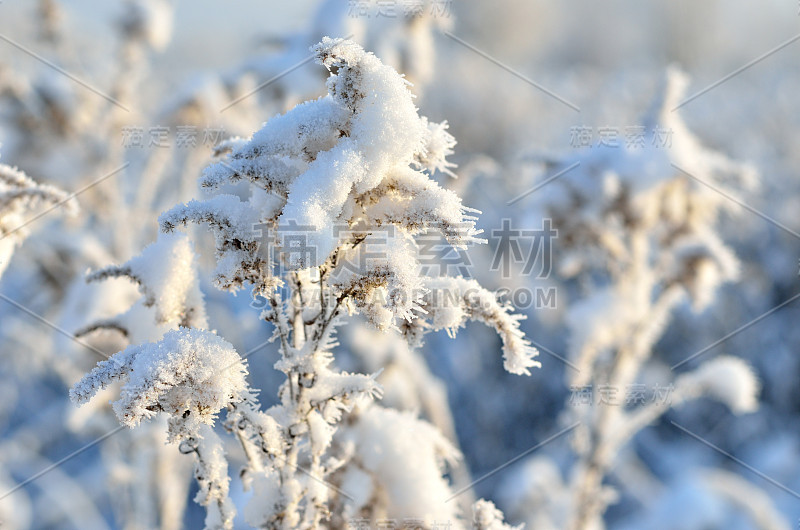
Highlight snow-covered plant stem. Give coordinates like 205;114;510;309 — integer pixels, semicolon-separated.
72;37;538;529
569;251;686;529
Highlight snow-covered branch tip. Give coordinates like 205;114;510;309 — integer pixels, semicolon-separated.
402;277;540;375
70;327;249;441
0;163;74;214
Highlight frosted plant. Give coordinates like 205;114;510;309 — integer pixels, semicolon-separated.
0;154;75;278
505;68;763;530
72;38;537;529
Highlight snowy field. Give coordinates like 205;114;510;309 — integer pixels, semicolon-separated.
0;1;799;529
